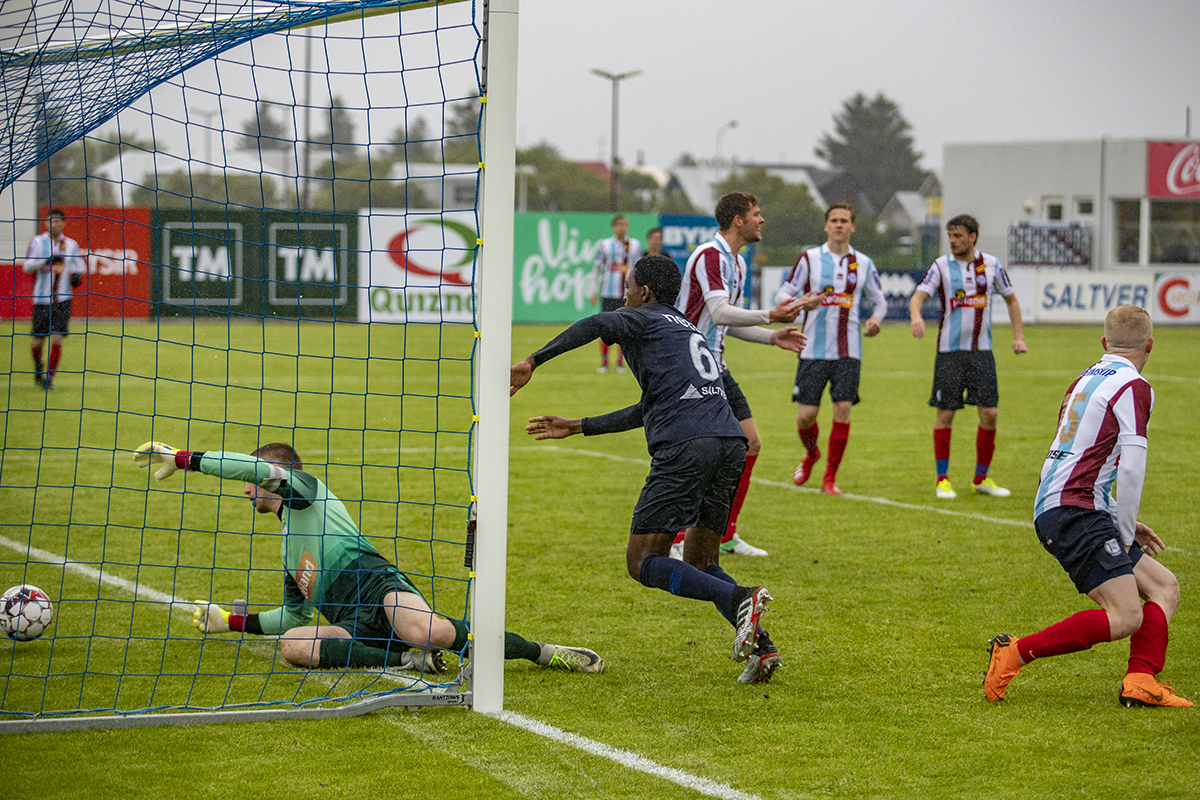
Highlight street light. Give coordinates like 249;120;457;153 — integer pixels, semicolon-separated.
590;67;641;212
187;107;219;166
715;120;738;165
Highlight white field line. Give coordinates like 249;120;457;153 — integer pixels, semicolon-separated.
0;534;757;796
490;710;764;800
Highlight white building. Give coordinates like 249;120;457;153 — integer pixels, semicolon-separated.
942;138;1200;270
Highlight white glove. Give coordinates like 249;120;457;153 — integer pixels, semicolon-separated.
133;441;180;480
192;602;230;633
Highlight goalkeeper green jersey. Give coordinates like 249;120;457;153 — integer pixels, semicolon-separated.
197;451;382;634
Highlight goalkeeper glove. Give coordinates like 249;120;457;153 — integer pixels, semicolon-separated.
133;441;181;480
192;602;231;633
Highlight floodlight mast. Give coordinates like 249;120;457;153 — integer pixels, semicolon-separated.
590;68;641;212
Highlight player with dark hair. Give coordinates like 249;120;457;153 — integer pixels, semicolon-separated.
133;441;602;675
775;203;887;494
909;213;1026;499
511;255;781;684
22;208;86;390
645;227;665;257
590;214;643;373
984;305;1190;707
672;191;810;557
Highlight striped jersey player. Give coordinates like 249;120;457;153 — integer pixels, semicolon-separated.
590;214;643;372
983;304;1190;708
774;203;887;494
22;208;86;389
673;192;806;558
909;214;1026;500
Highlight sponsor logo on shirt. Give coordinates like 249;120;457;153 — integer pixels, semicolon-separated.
820;287;855;309
951;290;988;310
680;384;726;400
1081;367;1118;377
1046;448;1072;461
296;551;319;600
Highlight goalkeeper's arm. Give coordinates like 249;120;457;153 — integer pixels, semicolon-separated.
193;575;315;635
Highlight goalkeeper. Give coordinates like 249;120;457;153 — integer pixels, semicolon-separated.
134;441;603;674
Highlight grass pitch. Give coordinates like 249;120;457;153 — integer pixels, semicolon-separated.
1;319;1198;799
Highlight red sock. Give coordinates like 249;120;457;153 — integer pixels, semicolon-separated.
933;427;952;480
31;342;44;372
825;421;850;481
799;422;819;455
1018;609;1111;663
722;454;757;543
1127;601;1169;676
599;341;609;363
974;427;997;485
672;530;685;545
48;343;63;378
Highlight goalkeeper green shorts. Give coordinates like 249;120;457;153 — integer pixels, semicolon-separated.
320;553;424;645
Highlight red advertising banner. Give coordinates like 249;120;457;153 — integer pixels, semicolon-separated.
1147;141;1200;198
1;206;152;319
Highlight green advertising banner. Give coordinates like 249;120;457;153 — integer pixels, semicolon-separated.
513;212;656;323
153;209;358;319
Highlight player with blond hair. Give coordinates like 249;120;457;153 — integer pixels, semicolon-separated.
984;305;1190;707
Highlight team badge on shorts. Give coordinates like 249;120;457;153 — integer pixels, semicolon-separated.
1104;538;1122;557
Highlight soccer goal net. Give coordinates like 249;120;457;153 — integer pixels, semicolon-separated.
0;0;517;730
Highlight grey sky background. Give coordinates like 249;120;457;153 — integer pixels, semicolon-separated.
514;0;1200;173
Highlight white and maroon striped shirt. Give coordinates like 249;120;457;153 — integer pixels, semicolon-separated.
916;250;1014;353
23;232;85;304
1034;354;1153;542
677;233;746;372
776;244;887;361
593;236;643;299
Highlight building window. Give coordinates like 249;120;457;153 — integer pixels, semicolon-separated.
1075;197;1094;216
1113;199;1141;263
1150;200;1200;264
1043;197;1063;221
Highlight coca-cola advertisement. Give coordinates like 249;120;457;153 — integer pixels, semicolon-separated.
1147;141;1200;198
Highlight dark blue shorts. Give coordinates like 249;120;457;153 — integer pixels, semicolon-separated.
31;301;72;337
630;436;747;536
929;350;998;410
320;554;424;646
721;369;752;422
1034;506;1143;594
792;357;861;405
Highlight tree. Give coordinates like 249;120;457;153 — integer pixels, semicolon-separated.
308;157;431;212
815;92;929;213
313;96;358;160
442;94;481;165
240;101;289;151
714;167;825;265
515;142;609;211
129;170;284;210
388;116;436;162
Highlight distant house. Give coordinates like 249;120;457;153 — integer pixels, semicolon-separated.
664;162;875;216
387;161;479;210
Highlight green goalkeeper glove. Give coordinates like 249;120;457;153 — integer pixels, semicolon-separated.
192;602;231;633
133;441;180;480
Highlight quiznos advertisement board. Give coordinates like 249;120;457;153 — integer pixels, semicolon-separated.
358;211;477;323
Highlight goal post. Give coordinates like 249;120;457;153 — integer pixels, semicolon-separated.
0;0;518;730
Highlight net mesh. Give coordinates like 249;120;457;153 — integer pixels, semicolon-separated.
0;0;487;723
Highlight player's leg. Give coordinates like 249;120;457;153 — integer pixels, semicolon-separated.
821;358;860;495
792;358;823;486
970;353;1009;496
930;352;964;498
30;304;49;387
279;624;353;668
1121;553;1189;705
720;371;767;556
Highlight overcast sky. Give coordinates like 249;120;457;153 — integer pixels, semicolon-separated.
514;0;1200;173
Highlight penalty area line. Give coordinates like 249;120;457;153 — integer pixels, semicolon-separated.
491;710;764;800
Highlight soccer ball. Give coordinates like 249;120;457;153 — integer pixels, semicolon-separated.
0;584;54;640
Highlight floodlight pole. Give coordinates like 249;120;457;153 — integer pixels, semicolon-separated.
715;120;738;165
590;68;641;212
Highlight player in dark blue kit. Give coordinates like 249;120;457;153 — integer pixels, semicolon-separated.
510;255;785;683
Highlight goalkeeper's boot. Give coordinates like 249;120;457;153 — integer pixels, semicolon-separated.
1119;673;1193;708
793;448;820;486
936;477;956;499
984;633;1022;702
732;587;771;661
737;637;782;684
973;477;1011;497
540;644;604;673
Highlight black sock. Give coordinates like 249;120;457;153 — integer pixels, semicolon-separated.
705;564;739;625
504;631;543;662
639;555;736;619
318;638;406;669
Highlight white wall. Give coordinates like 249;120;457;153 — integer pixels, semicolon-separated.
0;174;37;262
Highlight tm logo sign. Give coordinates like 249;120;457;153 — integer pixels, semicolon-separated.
162;222;243;305
268;222;350;306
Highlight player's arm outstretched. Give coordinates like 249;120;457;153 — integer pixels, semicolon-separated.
510;312;629;396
